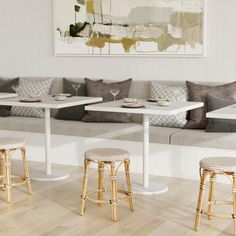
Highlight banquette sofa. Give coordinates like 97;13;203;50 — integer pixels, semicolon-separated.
0;77;235;152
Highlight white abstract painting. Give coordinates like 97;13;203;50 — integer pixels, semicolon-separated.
54;0;205;56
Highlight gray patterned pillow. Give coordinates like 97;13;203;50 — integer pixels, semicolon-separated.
11;78;54;118
150;82;188;128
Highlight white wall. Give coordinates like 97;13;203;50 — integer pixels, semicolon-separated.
0;0;236;82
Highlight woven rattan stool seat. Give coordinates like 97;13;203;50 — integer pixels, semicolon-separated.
195;156;236;235
200;157;236;173
0;138;25;150
80;147;134;221
84;148;129;163
0;137;32;203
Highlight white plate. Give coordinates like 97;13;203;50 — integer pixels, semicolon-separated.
19;97;41;103
121;102;145;108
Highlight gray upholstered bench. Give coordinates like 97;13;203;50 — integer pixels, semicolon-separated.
0;116;179;144
0;77;236;152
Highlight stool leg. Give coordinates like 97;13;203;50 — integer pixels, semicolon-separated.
4;150;12;203
1;151;6;192
0;151;4;186
98;162;104;206
208;172;216;219
21;147;32;195
232;173;236;236
110;163;118;222
124;159;134;212
79;159;91;216
194;169;208;231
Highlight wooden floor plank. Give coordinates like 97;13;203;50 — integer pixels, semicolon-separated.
0;160;234;236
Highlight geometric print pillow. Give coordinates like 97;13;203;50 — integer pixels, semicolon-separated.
150;81;188;128
11;78;54;118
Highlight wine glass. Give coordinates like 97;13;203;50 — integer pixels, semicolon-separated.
72;84;81;96
12;85;19;95
110;89;120;101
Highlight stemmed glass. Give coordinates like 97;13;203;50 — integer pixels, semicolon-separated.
110;89;120;101
72;84;81;96
12;85;19;95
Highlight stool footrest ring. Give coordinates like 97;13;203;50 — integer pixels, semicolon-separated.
85;187;133;205
204;211;233;219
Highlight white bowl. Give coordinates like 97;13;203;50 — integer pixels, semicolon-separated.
55;95;67;101
123;98;137;103
157;100;171;106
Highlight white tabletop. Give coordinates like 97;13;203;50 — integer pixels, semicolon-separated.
206;104;236;120
85;99;204;115
0;93;18;99
0;95;102;109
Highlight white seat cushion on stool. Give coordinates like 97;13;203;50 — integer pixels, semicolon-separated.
200;157;236;173
0;138;25;150
84;148;129;163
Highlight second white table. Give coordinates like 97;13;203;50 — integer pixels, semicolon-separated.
0;95;102;181
207;104;236;120
86;99;203;195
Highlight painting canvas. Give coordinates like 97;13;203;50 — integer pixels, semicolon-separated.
54;0;205;56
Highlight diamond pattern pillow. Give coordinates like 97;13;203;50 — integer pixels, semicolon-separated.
150;82;188;128
11;78;54;118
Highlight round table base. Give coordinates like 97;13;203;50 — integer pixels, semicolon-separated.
132;182;168;195
30;170;69;182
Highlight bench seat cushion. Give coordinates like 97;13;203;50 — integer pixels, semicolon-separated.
170;129;236;150
0;117;179;144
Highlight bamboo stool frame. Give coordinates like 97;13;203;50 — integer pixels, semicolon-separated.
79;159;135;222
194;167;236;236
0;147;32;203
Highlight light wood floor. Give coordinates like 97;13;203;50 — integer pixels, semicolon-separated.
0;160;235;236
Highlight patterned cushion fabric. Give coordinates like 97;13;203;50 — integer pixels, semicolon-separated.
0;137;25;149
84;148;129;162
200;157;236;173
82;78;132;123
206;95;236;132
0;78;19;117
185;81;236;129
11;78;54;118
150;82;188;128
55;78;89;121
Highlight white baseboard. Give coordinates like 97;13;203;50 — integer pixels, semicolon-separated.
1;130;236;182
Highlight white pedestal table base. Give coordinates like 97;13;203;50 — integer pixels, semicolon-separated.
30;170;69;181
132;182;168;195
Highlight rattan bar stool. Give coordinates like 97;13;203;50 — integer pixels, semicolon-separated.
0;138;32;203
194;157;236;235
79;148;135;222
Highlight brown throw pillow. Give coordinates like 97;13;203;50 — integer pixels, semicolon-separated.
82;78;132;123
0;77;19;117
185;81;236;129
206;95;236;132
55;78;88;121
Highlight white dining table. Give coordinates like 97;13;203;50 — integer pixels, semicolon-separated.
86;99;203;195
207;104;236;120
0;95;102;181
0;93;18;99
